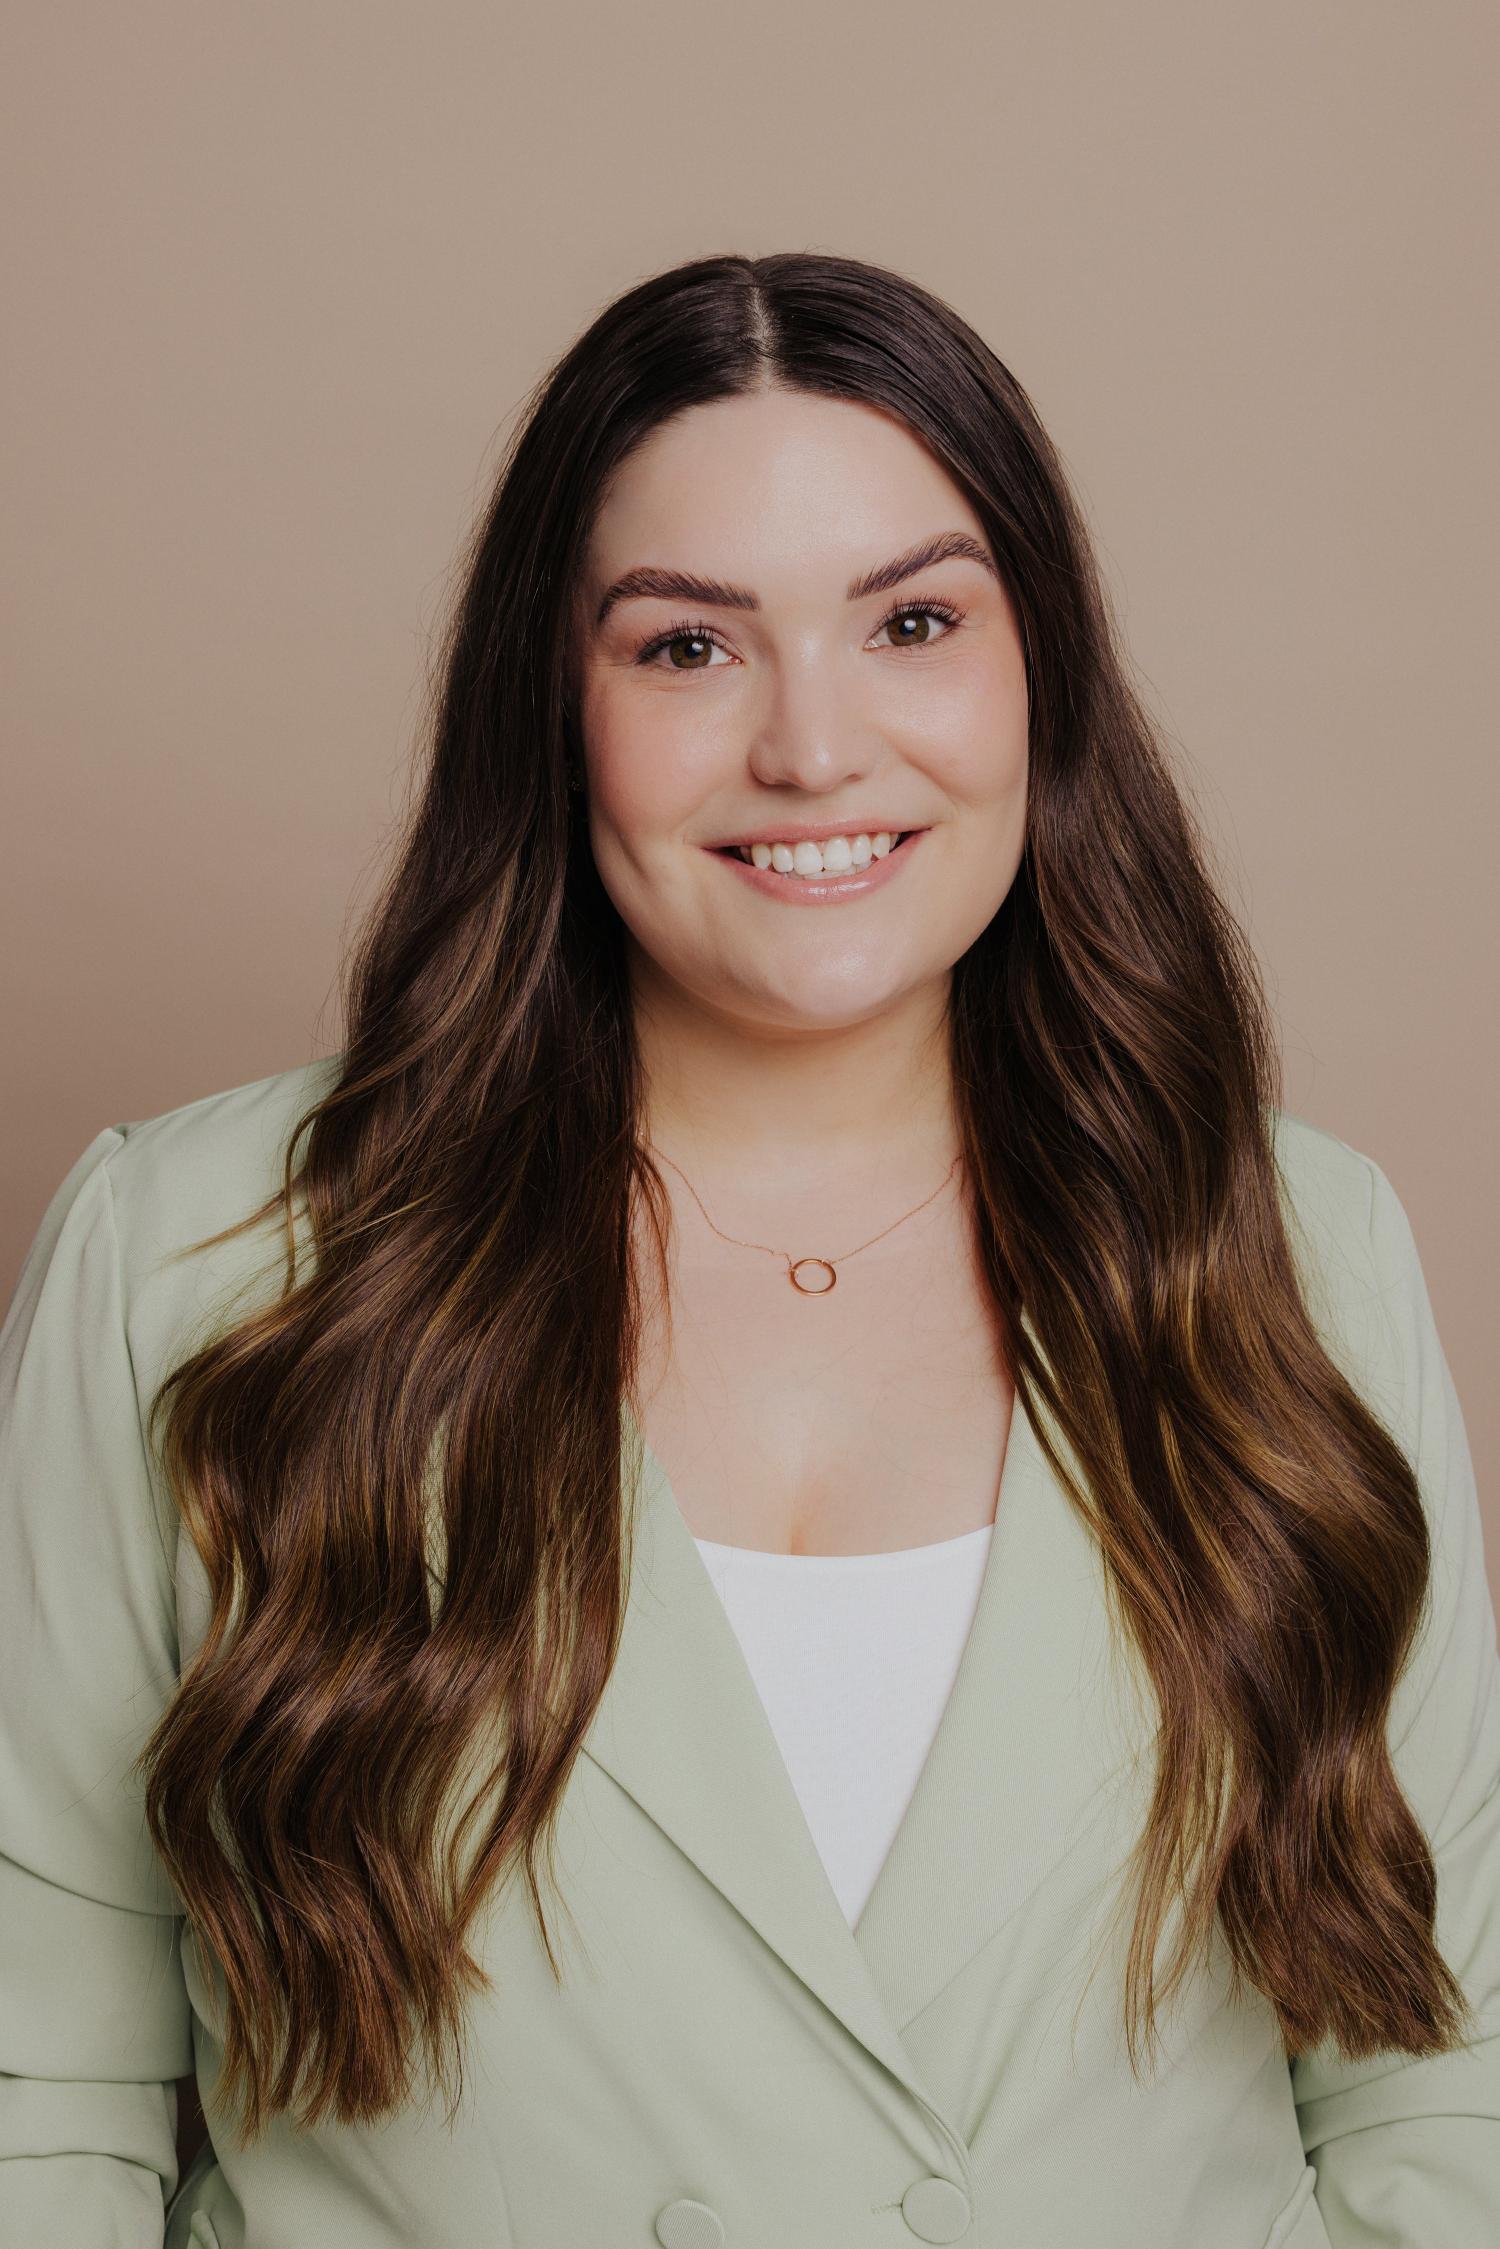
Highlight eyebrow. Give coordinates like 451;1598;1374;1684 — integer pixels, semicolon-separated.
592;529;999;630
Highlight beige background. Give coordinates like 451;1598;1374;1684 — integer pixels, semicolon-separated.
3;4;1495;1586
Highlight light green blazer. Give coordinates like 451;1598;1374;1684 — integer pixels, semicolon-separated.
1;1058;1497;2249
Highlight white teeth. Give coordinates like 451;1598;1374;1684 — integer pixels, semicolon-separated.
735;831;898;877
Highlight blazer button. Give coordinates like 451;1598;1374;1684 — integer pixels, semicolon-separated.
654;2197;726;2249
901;2175;972;2242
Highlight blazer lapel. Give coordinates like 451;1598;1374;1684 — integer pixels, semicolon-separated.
577;1327;1155;2121
850;1364;1153;2030
579;1404;930;2107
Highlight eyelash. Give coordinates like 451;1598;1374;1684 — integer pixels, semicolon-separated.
632;596;965;668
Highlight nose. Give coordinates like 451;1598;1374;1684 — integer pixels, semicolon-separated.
743;658;879;799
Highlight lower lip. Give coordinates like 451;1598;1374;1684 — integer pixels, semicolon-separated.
706;828;928;905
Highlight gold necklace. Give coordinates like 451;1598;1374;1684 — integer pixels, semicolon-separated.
647;1145;962;1296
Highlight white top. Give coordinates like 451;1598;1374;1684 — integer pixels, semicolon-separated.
691;1523;994;1929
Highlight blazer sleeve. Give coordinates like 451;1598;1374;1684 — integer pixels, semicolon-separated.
1291;1153;1500;2243
0;1127;192;2246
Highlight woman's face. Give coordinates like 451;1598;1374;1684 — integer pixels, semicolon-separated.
572;386;1029;1034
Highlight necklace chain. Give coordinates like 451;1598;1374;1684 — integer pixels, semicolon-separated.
646;1144;962;1296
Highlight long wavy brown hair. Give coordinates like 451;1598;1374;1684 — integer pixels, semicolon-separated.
137;249;1469;2145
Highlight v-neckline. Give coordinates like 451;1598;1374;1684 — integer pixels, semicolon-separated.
585;1361;1146;2131
620;1399;1014;1567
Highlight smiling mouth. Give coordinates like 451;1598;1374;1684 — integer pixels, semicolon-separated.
712;829;918;880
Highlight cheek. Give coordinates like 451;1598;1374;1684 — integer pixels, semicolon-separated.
582;686;730;846
914;658;1028;802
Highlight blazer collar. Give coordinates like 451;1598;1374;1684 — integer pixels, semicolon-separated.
578;1326;1155;2130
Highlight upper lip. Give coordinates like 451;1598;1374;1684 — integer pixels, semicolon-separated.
705;818;926;849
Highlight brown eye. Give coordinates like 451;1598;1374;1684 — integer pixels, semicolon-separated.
635;619;732;670
876;601;961;650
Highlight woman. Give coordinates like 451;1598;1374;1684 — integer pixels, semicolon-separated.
1;251;1495;2249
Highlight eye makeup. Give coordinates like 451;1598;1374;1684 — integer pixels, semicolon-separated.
632;595;966;669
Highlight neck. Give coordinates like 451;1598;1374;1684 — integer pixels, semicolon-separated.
628;952;962;1195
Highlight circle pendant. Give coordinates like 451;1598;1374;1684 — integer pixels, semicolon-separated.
788;1257;837;1295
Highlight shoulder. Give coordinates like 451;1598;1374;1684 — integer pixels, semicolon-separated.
102;1052;342;1251
95;1052;345;1394
1270;1103;1378;1249
1269;1104;1444;1457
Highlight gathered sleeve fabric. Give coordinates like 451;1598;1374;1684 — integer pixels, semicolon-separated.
0;1127;192;2247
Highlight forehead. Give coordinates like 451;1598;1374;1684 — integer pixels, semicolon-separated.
581;388;983;591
